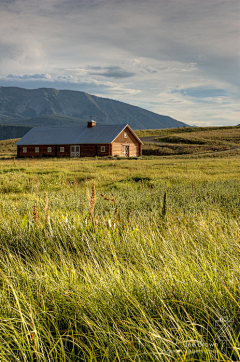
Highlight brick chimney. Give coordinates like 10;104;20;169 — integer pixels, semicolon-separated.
87;120;96;127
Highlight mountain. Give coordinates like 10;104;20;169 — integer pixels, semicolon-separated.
0;86;188;130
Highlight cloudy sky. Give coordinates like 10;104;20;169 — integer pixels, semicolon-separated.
0;0;239;126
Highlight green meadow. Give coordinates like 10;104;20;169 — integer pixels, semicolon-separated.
136;125;240;156
0;155;240;361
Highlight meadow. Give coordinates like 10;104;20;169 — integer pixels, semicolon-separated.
135;125;240;144
136;125;240;156
0;153;239;361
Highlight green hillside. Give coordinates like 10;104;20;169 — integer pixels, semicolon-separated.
135;125;240;140
0;124;32;141
136;125;240;156
0;114;90;128
0;138;19;158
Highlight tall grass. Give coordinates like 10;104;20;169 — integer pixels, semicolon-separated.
0;157;239;361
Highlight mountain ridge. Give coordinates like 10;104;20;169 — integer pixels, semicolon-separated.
0;86;188;130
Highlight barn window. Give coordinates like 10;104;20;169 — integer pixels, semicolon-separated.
124;132;128;138
47;147;52;153
101;146;105;152
60;147;64;152
23;147;27;153
35;147;39;153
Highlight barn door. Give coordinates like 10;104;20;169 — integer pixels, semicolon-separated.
121;145;129;157
71;145;80;157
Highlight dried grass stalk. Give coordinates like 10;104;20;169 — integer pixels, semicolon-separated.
33;203;39;225
45;193;49;228
87;179;96;221
101;193;118;216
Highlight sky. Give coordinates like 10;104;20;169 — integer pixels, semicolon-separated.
0;0;239;126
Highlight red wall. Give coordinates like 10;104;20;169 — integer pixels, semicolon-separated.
18;144;111;157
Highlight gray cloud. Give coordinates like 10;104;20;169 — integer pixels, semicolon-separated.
0;0;239;126
7;73;51;80
0;42;22;62
1;73;140;97
89;66;135;78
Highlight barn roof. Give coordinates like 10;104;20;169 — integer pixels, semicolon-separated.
16;124;142;145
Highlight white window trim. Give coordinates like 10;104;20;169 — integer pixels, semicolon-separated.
47;147;52;153
60;147;64;152
124;132;128;138
101;146;105;152
23;147;27;153
35;147;39;153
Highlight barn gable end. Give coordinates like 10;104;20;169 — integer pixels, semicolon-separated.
111;125;142;157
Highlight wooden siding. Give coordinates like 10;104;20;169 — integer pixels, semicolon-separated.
18;145;72;157
19;145;58;158
18;144;112;157
97;144;111;156
80;144;96;157
79;144;111;157
111;126;140;157
56;145;71;157
129;145;138;157
111;143;122;157
113;126;139;145
111;143;139;157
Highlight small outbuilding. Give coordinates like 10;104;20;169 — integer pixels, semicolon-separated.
16;121;143;158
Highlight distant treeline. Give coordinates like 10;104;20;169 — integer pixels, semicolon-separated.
0;124;32;141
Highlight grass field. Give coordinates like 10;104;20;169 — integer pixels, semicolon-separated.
135;125;240;142
0;154;240;361
0;138;19;158
1;125;240;158
136;125;240;156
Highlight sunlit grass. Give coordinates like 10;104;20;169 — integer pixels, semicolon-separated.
0;157;239;361
135;125;240;140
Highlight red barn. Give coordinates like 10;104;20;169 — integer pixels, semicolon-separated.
16;121;143;158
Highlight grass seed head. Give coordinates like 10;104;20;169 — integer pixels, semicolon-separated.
33;203;39;225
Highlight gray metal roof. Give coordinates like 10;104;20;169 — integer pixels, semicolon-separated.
16;124;134;145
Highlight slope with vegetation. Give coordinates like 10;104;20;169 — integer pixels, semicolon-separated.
135;125;240;156
0;138;19;158
0;124;32;141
